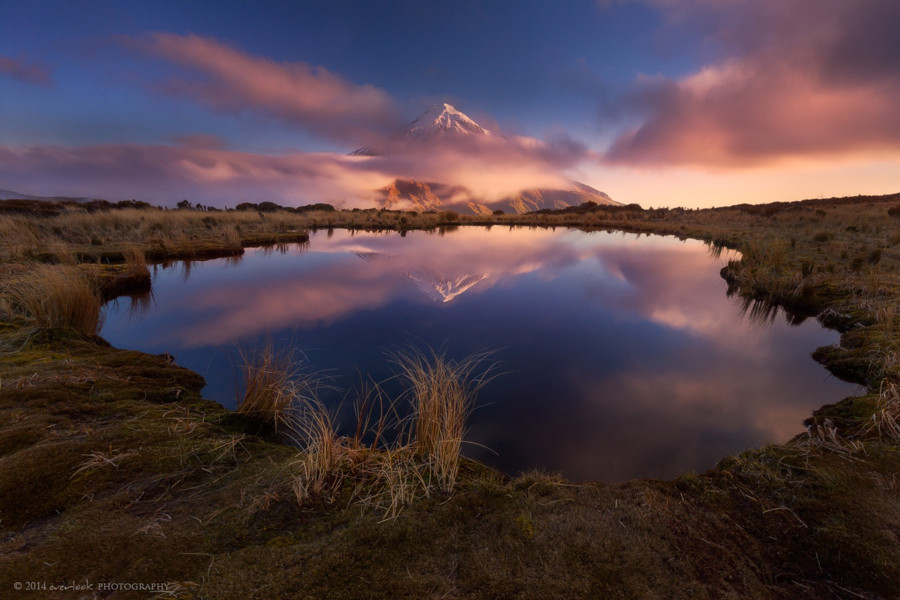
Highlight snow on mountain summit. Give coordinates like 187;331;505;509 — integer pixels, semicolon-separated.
349;103;489;156
402;103;491;139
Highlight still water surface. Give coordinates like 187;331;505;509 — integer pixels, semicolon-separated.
102;227;860;482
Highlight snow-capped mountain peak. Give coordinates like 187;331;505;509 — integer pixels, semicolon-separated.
403;103;491;140
349;103;490;156
407;271;489;303
350;103;618;215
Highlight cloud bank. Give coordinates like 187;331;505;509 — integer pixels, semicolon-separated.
0;34;595;207
604;0;900;167
134;33;402;144
0;131;589;207
0;55;52;86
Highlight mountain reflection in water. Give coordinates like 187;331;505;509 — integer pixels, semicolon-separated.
102;227;861;482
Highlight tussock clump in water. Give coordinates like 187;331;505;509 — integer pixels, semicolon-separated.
391;347;497;492
236;339;308;436
284;347;498;517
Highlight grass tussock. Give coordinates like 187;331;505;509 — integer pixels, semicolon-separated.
283;347;497;516
236;339;303;435
794;417;865;457
866;382;900;441
355;447;434;519
236;339;350;501
290;397;339;501
122;244;148;278
0;264;104;336
392;347;497;492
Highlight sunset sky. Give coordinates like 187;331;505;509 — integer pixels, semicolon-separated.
1;0;898;209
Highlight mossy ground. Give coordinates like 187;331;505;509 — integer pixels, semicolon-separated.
1;195;899;598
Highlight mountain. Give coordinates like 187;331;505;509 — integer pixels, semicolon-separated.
352;104;618;214
407;271;489;303
379;179;465;211
376;177;616;215
350;103;491;156
0;189;47;201
348;249;488;303
478;182;616;215
402;103;492;140
0;188;107;203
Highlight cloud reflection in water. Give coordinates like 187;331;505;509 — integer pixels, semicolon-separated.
102;227;860;481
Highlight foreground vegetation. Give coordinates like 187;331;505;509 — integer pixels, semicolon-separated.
0;194;898;598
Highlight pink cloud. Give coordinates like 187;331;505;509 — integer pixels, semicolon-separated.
365;133;591;201
122;33;594;190
0;55;52;86
0;142;385;206
169;133;230;150
133;33;402;143
605;0;900;166
0;127;593;207
3;33;600;208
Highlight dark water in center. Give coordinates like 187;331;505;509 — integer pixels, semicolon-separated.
101;227;860;482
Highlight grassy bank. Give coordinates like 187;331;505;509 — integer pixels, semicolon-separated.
0;195;898;598
0;206;310;265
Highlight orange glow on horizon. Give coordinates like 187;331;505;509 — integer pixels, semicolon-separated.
577;158;900;208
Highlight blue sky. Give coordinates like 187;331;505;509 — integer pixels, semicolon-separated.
1;1;676;148
1;0;898;207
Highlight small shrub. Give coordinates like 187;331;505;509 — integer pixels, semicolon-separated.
438;211;459;223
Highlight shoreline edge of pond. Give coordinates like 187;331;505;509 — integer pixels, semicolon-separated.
1;195;898;599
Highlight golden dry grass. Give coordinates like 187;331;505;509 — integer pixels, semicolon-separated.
236;339;298;435
391;347;497;492
0;263;104;336
866;382;900;441
354;447;433;519
0;207;310;263
284;347;498;514
235;339;347;501
122;244;147;277
2;196;900;597
291;397;339;501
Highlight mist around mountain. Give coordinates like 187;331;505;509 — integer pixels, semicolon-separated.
352;104;618;214
1;104;614;214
